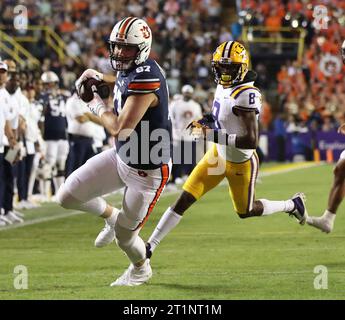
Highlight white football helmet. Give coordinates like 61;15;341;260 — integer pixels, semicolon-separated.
41;71;59;83
109;17;152;71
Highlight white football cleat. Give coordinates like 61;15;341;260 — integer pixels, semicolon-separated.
13;210;24;218
95;209;120;247
110;259;152;287
0;214;13;225
307;216;333;233
94;222;115;248
6;211;24;223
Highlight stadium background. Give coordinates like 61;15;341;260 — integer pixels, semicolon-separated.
1;0;345;162
1;0;345;300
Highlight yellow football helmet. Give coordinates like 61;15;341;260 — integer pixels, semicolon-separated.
211;41;249;87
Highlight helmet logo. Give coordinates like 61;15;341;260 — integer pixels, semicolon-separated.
140;26;150;39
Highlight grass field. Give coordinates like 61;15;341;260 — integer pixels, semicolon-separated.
1;162;345;300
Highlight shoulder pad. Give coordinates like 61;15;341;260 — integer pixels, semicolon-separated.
128;65;161;94
230;85;261;113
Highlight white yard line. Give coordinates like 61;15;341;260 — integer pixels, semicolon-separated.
0;162;324;232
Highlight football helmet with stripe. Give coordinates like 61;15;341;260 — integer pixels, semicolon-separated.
212;41;249;87
109;17;152;71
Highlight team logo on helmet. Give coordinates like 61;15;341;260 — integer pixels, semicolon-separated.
108;17;152;71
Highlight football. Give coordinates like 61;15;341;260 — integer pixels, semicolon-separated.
79;78;110;103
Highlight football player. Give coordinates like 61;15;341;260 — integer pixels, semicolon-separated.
306;39;345;233
57;17;172;286
39;71;69;198
146;41;308;258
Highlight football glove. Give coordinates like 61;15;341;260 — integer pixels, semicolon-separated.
75;69;104;97
87;86;107;117
186;120;210;141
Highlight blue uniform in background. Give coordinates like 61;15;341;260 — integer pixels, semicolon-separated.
40;92;68;141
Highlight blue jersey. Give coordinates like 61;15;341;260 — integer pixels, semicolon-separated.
39;92;68;140
114;59;172;170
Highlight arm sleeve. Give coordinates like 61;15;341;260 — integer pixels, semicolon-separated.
127;70;161;94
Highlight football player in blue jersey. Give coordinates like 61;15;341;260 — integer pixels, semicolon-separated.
57;17;172;286
39;71;69;198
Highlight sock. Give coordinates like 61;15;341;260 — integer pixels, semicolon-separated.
323;210;336;223
259;199;294;216
148;207;182;252
106;208;119;226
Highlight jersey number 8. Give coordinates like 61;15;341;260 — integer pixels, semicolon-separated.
249;93;255;104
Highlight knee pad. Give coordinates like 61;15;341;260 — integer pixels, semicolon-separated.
56;183;106;215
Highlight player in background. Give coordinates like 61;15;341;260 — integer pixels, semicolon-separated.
306;40;345;233
25;86;44;205
146;41;308;258
57;17;172;286
15;73;38;211
169;85;203;186
39;71;69;199
0;61;18;226
0;60;24;224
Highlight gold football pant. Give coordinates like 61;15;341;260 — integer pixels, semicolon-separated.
183;144;259;215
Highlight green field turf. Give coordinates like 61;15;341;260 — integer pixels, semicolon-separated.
1;162;345;300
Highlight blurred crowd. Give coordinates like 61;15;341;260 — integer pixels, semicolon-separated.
1;0;224;103
240;0;345;133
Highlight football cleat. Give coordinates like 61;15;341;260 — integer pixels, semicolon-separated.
306;216;333;233
94;221;115;248
6;211;24;223
288;192;308;225
0;214;13;225
110;259;152;287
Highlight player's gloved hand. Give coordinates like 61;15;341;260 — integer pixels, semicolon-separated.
186;120;210;141
87;86;107;117
198;113;214;126
75;69;104;96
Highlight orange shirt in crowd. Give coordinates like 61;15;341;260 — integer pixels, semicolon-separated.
59;21;76;33
265;15;282;32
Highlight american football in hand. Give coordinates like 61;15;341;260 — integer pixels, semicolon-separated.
79;78;110;103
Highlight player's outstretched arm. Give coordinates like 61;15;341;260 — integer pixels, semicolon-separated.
188;108;258;149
